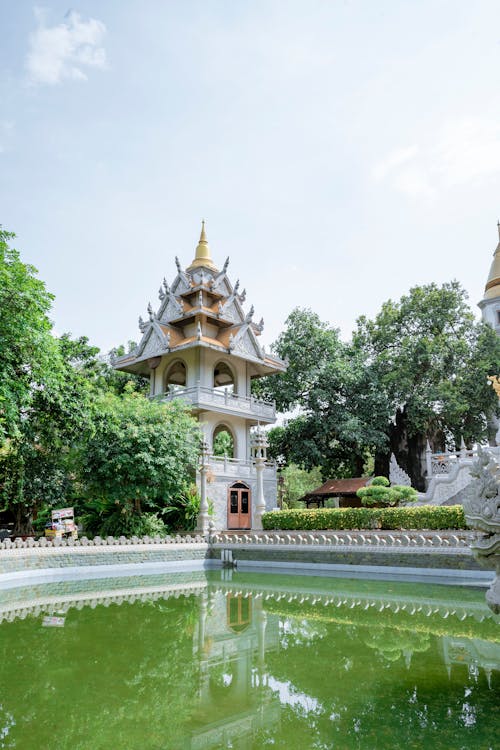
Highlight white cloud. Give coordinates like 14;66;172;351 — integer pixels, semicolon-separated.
26;8;106;85
372;117;500;198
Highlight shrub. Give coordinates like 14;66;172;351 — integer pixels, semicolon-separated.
262;505;466;531
357;476;418;506
371;476;390;487
83;506;167;537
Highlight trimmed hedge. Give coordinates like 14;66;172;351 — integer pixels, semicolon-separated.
262;505;466;531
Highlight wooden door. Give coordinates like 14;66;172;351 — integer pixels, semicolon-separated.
227;482;251;529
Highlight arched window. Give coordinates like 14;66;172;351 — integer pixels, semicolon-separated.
165;360;187;390
213;361;235;392
212;423;235;458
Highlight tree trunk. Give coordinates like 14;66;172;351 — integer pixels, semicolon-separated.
12;504;34;537
374;451;389;478
388;408;428;491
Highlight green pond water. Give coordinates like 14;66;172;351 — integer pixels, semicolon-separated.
0;570;499;749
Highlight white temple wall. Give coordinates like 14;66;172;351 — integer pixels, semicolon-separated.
201;474;278;530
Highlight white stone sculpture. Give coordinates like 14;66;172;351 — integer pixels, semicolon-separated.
389;453;411;487
462;446;500;613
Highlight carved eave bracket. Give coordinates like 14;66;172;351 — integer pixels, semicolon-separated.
210;257;230;293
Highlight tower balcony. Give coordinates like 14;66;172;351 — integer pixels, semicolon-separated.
207;455;277;480
157;385;276;423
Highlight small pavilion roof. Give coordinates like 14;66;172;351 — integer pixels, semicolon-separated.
302;477;372;500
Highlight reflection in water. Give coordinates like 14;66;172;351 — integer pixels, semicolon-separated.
0;571;499;749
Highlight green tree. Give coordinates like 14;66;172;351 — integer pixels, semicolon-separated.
0;228;56;445
80;392;200;534
212;429;234;457
256;309;389;478
0;334;96;534
353;282;500;488
278;463;323;507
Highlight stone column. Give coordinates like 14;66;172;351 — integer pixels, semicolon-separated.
425;440;433;484
251;428;269;530
197;439;210;534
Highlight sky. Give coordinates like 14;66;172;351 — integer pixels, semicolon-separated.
1;0;500;353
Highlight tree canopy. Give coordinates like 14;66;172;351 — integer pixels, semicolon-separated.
258;284;500;488
256;308;389;478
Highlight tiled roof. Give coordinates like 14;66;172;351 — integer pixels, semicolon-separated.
304;478;372;497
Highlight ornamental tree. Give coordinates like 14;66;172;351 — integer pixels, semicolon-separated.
356;477;418;506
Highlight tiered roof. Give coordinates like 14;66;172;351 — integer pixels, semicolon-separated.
114;222;286;378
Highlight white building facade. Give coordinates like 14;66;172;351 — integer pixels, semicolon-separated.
114;223;286;530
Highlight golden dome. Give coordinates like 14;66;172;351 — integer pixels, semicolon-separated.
484;222;500;300
187;220;218;272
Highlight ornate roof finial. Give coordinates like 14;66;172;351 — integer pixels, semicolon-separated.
497;219;500;240
187;220;218;272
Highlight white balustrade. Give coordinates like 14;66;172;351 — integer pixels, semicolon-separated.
158;385;276;420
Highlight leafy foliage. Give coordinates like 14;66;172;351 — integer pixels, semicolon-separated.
80;392;200;524
279;463;323;507
0;229;56;446
353;281;500;485
0;333;97;534
356;476;418;506
257;309;389;478
212;429;234;457
262;505;466;530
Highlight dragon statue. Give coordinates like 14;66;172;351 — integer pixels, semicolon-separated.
462;446;500;613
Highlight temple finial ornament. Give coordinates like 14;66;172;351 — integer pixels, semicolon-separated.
187;220;218;272
138;315;147;333
147;302;154;321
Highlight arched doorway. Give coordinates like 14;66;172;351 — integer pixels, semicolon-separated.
227;481;251;529
212;423;235;458
213;361;235;392
165;360;187;390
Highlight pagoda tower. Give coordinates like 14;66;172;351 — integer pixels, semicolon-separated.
478;222;500;335
113;223;286;530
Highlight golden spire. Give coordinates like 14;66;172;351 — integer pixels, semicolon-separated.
187;220;218;272
484;221;500;300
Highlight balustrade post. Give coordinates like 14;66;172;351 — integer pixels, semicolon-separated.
251;427;269;530
224;387;228;405
425;439;433;479
196;439;210;534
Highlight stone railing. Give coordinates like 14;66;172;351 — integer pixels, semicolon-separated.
209;529;473;550
427;445;500;477
0;530;474;552
208;455;276;480
158;385;276;421
0;533;208;551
